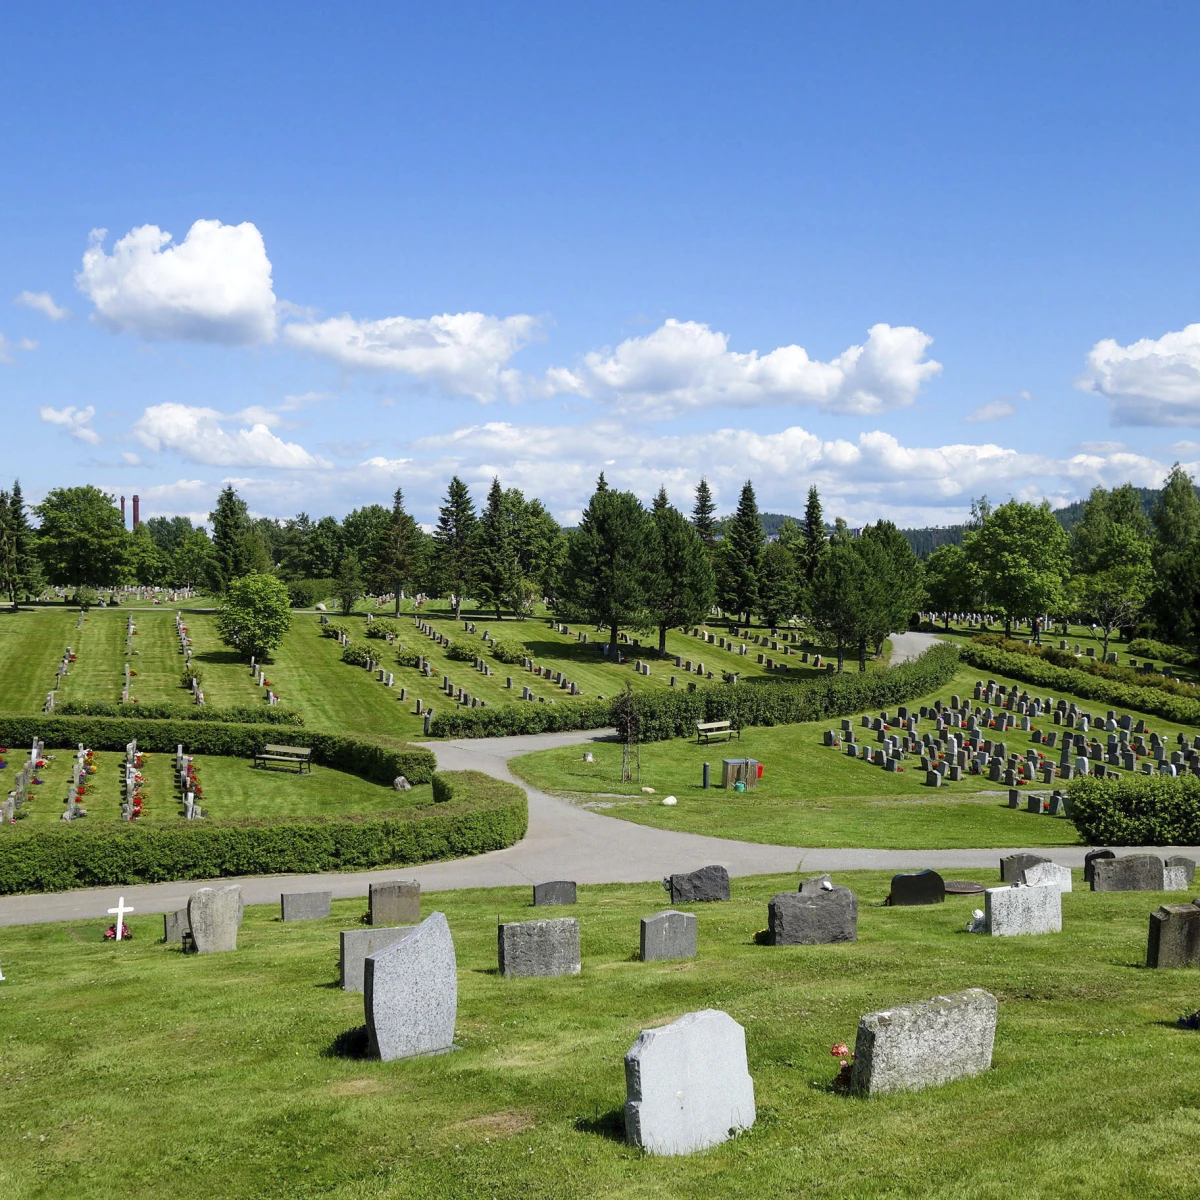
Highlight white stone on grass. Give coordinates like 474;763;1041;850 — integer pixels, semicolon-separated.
1020;861;1073;893
623;1009;755;1155
984;883;1061;936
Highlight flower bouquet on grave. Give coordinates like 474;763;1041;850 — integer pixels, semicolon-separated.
104;923;132;941
831;1043;855;1090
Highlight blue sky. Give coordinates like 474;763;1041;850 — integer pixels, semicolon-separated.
3;2;1200;527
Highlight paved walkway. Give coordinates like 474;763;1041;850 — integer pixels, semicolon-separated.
4;632;1194;929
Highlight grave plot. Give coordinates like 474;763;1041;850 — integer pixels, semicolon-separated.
0;607;78;712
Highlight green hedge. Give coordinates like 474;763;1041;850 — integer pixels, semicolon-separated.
0;769;527;893
365;619;399;640
959;641;1200;726
341;643;370;666
429;643;961;740
1068;775;1200;845
55;699;304;727
0;712;435;787
1128;637;1197;668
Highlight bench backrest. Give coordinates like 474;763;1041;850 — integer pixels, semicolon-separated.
262;744;313;757
697;721;731;731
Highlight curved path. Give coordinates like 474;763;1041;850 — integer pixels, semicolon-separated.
2;632;1194;928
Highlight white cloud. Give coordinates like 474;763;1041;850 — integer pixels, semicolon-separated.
132;402;329;469
965;398;1016;422
40;404;101;445
1079;323;1200;425
284;311;541;402
14;290;71;321
77;220;276;345
0;333;37;363
553;320;941;417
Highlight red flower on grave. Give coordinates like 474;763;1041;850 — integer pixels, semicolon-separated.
104;923;132;941
830;1043;850;1058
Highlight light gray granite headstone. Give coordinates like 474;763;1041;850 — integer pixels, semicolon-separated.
364;912;457;1062
1019;861;1073;893
1091;855;1165;892
497;917;581;977
640;910;698;961
340;925;416;992
623;1009;755;1155
187;884;243;954
532;880;577;906
163;907;190;943
850;988;997;1095
768;886;858;945
369;879;420;925
1163;865;1191;892
281;891;332;921
1167;855;1197;885
984;884;1062;936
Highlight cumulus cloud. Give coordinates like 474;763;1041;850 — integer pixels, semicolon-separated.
14;290;70;321
549;320;941;417
40;404;101;445
132;402;329;469
965;398;1016;422
77;220;276;344
1080;323;1200;425
283;311;541;402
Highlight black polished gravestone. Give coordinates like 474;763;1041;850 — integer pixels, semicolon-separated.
665;864;731;903
1083;849;1115;885
888;869;946;906
1000;853;1050;884
532;880;577;906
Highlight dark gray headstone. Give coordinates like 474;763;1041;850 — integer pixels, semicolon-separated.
1083;848;1115;884
340;925;416;992
281;890;332;922
889;870;945;906
768;887;857;945
1147;903;1200;968
1091;855;1165;892
666;865;730;904
369;879;420;925
999;853;1050;884
163;907;190;943
497;917;581;977
532;880;577;906
640;910;698;961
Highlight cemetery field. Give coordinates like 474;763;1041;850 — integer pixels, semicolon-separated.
510;661;1200;849
0;607;78;711
2;871;1200;1200
10;749;430;824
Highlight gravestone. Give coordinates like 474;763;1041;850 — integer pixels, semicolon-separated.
163;907;190;943
497;917;581;977
281;890;332;921
532;880;577;906
187;884;243;953
850;989;997;1096
1083;848;1115;884
1167;855;1197;885
623;1009;755;1155
369;879;420;925
889;870;945;906
1091;855;1165;892
983;883;1062;935
768;884;857;945
666;864;730;904
1000;853;1050;884
1147;903;1200;968
640;910;698;961
1020;861;1073;892
340;925;416;991
364;912;457;1061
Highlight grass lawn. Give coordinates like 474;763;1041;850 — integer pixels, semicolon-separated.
0;607;77;711
510;660;1200;849
1;871;1198;1199
10;749;430;824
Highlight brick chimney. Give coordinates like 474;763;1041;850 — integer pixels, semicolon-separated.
120;495;126;526
132;495;140;529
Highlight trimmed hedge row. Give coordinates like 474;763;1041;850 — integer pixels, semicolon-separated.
1128;637;1197;669
0;769;527;893
56;699;304;726
0;712;436;787
429;643;961;740
1068;775;1200;845
958;642;1200;727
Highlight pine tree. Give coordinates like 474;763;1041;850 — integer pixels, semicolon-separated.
757;540;798;627
647;504;716;654
595;472;609;493
0;485;16;608
474;477;521;619
380;487;423;615
209;485;252;589
720;481;764;624
691;477;718;550
9;481;38;602
433;476;478;619
801;485;826;584
652;485;669;513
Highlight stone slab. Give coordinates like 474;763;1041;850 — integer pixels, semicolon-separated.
623;1009;756;1155
1147;903;1200;968
1167;855;1197;884
1000;853;1050;884
340;925;416;991
666;864;730;904
850;988;997;1096
281;890;332;921
984;883;1062;936
1083;848;1115;884
640;910;698;961
1091;855;1165;892
498;917;581;977
369;879;420;925
187;884;242;954
364;911;457;1061
889;870;945;906
767;887;858;945
532;880;577;906
1020;861;1073;893
163;907;190;943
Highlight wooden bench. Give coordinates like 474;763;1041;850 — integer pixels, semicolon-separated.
254;744;313;774
696;720;739;745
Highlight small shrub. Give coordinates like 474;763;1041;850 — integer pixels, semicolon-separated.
321;621;350;640
489;639;526;665
341;643;370;667
395;649;421;668
445;643;476;663
179;664;204;688
365;619;399;641
1069;774;1200;845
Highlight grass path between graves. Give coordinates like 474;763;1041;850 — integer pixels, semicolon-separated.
0;607;76;711
1;870;1198;1200
510;660;1200;849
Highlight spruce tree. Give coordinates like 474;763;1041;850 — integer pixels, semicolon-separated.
801;485;826;583
0;486;16;608
474;477;521;619
757;540;798;627
433;476;478;618
209;485;252;589
691;477;718;550
1149;464;1200;645
10;481;37;601
652;485;669;513
380;487;423;615
647;504;716;654
720;480;764;624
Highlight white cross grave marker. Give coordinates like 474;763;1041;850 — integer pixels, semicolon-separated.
107;896;134;940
